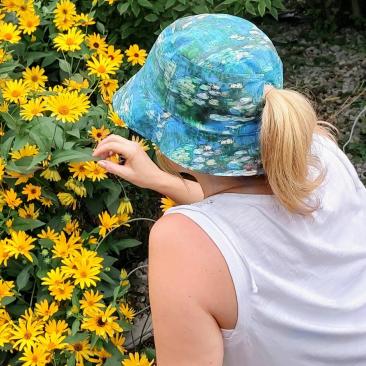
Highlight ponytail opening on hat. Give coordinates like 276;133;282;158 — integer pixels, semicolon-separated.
260;85;338;215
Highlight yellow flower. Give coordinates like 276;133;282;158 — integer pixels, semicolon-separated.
63;77;89;91
119;302;136;322
86;54;119;80
46;90;90;123
63;218;79;235
125;44;147;66
65;178;87;197
104;45;123;66
22;183;42;201
84;161;108;181
44;319;69;335
23;66;47;90
67;339;94;365
53;0;76;31
98;210;119;237
160;196;176;212
3;188;22;209
131;135;149;151
117;197;133;215
20;97;47;121
52;231;82;259
81;305;123;339
35;300;59;321
14;0;33;16
108;109;127;128
57;192;77;210
79;289;105;315
0;22;21;44
0;157;5;181
0;48;12;64
122;352;154;366
2;78;29;104
120;268;129;287
88;125;110;142
19;344;49;365
0;100;9;112
0;279;14;301
50;280;75;301
40;167;62;181
37;332;67;352
11;315;44;351
116;213;131;227
111;333;126;354
0;239;11;266
53;27;85;52
61;248;103;289
37;227;59;241
10;143;39;160
86;32;108;53
6;230;36;262
68;161;88;181
19;12;40;35
75;12;95;26
39;196;53;207
18;203;40;219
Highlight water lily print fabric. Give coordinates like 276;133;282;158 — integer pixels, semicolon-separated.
112;13;283;176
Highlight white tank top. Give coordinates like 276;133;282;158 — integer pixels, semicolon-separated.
163;133;366;366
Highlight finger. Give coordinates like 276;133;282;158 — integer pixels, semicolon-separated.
93;141;136;159
98;160;132;180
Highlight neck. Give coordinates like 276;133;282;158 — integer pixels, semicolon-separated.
191;173;273;199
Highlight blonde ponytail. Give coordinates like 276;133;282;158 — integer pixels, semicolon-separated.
260;86;338;216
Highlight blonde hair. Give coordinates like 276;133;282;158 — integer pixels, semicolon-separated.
155;87;338;216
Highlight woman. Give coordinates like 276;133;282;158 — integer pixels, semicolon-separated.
93;14;366;366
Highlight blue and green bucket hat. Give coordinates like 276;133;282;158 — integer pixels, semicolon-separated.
112;13;283;176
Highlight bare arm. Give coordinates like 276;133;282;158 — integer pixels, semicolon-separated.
92;134;204;204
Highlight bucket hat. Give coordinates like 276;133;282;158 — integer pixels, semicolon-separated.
112;13;283;176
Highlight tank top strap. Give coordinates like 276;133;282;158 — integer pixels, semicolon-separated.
163;204;257;337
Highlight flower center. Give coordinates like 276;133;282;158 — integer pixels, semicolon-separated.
4;33;12;40
11;90;21;97
31;75;39;82
97;65;106;73
58;105;70;115
97;317;106;327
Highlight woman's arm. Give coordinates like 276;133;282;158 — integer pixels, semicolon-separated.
92;134;204;204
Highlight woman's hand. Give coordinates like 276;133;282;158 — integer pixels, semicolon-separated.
92;134;163;189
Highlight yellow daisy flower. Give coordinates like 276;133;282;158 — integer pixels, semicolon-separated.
86;54;119;80
39;196;53;207
11;316;44;351
79;289;105;315
119;302;136;322
34;300;59;321
98;210;119;237
53;27;85;52
45;90;90;123
20;97;47;121
117;197;133;215
40;168;61;181
68;161;88;181
125;44;147;66
2;78;29;104
53;0;76;31
10;143;39;160
22;65;48;90
84;161;108;181
18;203;40;219
6;230;36;262
104;44;123;66
0;22;21;44
57;192;77;210
88;125;110;142
3;188;22;209
37;227;59;241
0;279;14;301
86;32;108;53
108;109;127;128
122;352;154;366
131;135;150;151
22;183;42;201
160;196;176;212
63;77;89;91
75;12;95;26
67;339;94;365
100;78;118;101
19;11;40;34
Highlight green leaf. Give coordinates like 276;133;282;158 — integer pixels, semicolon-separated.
64;332;88;344
66;354;76;366
0;296;16;306
137;0;153;8
17;265;32;291
272;0;286;9
50;148;94;166
58;59;71;74
165;0;175;9
144;13;158;22
117;2;129;14
245;1;257;15
264;0;271;8
0;60;19;75
0;136;14;159
108;238;142;254
6;152;48;174
12;217;45;231
96;21;105;34
258;0;266;16
101;272;118;285
1;112;21;131
270;6;278;19
71;319;80;335
192;4;209;13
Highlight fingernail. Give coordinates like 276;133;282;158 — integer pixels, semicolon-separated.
98;160;107;168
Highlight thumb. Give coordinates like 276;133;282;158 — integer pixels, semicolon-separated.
97;160;131;180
